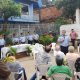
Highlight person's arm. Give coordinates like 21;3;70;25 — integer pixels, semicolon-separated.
76;32;78;38
57;36;64;43
67;67;73;77
70;33;71;37
57;37;61;43
47;66;53;77
47;55;52;66
4;39;6;46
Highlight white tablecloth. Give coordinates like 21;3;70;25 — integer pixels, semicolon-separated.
1;43;56;59
1;44;31;59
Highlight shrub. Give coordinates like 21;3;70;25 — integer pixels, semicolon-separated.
52;36;58;42
39;35;53;46
26;46;32;53
0;30;11;35
5;37;13;46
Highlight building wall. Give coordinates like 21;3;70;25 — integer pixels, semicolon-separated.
60;24;80;39
9;4;39;22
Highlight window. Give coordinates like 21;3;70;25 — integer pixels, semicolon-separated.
22;6;29;15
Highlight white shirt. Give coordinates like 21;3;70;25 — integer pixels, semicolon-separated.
58;35;70;47
27;35;33;41
54;51;65;58
12;37;19;43
19;36;26;43
0;38;5;45
33;34;39;40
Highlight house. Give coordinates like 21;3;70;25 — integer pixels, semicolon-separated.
0;0;41;23
34;5;61;22
0;0;56;23
8;0;40;23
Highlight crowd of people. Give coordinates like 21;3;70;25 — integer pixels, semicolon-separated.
12;31;39;45
0;29;80;80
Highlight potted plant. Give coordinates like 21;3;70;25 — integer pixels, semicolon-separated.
26;46;32;56
2;47;17;62
8;47;17;56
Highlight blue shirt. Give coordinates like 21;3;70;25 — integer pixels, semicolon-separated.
0;39;5;46
58;35;69;47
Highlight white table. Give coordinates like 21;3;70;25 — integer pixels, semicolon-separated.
1;43;56;59
1;44;31;59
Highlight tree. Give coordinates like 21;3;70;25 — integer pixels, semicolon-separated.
55;0;80;23
0;0;22;29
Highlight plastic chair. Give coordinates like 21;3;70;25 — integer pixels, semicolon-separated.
51;43;56;51
74;72;80;80
50;73;72;80
9;70;24;80
36;64;49;80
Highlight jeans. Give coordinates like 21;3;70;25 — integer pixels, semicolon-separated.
71;39;75;47
30;73;36;80
60;46;68;55
0;45;4;59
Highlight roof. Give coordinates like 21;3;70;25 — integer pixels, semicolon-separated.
14;0;39;9
34;5;61;22
0;14;39;23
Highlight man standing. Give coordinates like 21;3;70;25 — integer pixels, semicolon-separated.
12;34;19;45
0;34;5;58
19;33;26;44
70;29;78;47
27;32;33;44
58;30;70;55
33;31;39;44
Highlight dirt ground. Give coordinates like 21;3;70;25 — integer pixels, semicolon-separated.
17;49;79;80
17;53;56;80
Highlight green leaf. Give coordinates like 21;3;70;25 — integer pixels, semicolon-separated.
0;0;22;20
9;47;17;56
26;46;32;53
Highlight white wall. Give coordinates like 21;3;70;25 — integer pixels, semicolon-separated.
76;8;80;24
60;24;80;39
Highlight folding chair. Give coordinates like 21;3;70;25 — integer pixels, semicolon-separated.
9;70;24;80
51;43;56;52
50;73;72;80
36;64;49;80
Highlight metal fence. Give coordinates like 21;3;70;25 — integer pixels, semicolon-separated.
0;23;60;37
